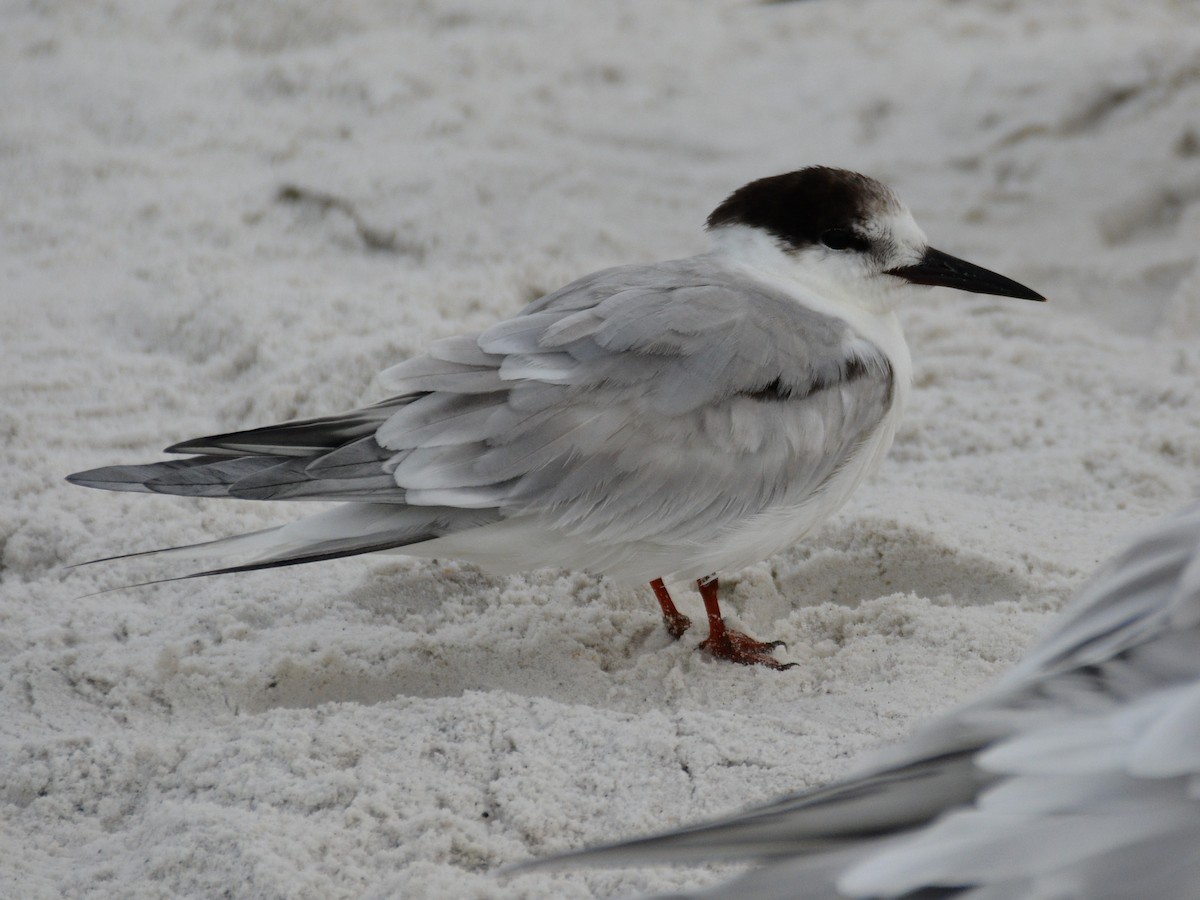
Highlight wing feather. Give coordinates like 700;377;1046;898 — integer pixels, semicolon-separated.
527;501;1200;899
70;256;894;581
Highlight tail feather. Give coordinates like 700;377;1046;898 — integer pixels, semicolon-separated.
73;503;504;583
68;436;406;504
66;388;510;584
526;752;981;871
306;435;400;475
164;399;406;458
224;452;404;503
66;456;287;497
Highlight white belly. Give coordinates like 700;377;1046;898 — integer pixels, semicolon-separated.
679;390;905;581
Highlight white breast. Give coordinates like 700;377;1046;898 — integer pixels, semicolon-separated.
676;314;909;581
662;238;914;580
691;382;906;579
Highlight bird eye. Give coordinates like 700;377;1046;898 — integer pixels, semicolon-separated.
820;228;859;251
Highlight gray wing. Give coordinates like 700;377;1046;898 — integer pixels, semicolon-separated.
68;398;412;503
986;501;1200;695
68;258;892;574
530;502;1200;899
381;258;894;548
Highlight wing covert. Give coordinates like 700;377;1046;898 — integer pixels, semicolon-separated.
383;259;895;553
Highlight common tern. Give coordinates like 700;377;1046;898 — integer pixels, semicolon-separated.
68;166;1044;668
537;500;1200;898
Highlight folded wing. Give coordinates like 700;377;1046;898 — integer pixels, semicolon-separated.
69;258;893;579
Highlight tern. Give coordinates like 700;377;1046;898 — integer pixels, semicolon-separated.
68;167;1044;668
536;500;1200;898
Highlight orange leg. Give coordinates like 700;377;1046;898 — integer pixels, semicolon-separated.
650;577;692;639
696;576;794;670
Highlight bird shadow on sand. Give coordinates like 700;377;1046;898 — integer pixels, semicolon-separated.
769;517;1051;612
225;521;1049;716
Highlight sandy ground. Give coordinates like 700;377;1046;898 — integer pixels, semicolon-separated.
3;1;1200;897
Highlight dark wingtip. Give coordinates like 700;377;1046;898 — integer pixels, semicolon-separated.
65;469;142;491
163;438;218;455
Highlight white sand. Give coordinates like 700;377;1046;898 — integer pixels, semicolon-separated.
4;1;1200;896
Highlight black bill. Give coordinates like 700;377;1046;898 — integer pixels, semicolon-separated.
887;247;1045;302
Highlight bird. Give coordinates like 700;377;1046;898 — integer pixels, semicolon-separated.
67;166;1044;668
531;500;1200;898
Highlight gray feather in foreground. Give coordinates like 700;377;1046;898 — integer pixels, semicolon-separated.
528;501;1200;899
68;258;892;581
